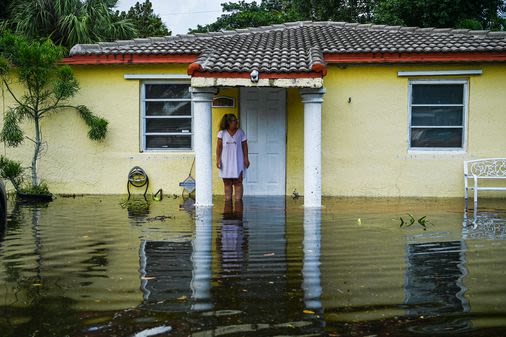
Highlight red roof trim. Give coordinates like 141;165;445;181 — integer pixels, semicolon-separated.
61;54;198;65
324;52;506;63
191;71;323;79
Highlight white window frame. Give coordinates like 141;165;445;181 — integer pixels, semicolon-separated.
140;80;193;152
408;79;468;152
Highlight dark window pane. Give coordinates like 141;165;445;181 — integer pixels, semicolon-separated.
146;118;192;133
145;84;190;99
412;84;463;104
411;128;463;148
146;135;191;149
411;106;463;126
146;101;191;116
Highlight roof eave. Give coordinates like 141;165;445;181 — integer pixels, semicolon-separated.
61;54;199;65
324;51;506;64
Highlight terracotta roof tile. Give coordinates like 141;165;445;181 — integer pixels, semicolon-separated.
69;21;506;73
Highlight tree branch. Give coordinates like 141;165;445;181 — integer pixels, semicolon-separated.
2;79;36;117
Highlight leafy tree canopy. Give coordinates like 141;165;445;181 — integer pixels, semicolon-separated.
374;0;506;30
116;0;171;37
190;0;506;32
4;0;137;49
191;0;297;33
0;32;108;191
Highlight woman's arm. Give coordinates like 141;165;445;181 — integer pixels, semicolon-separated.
242;140;250;168
216;138;223;168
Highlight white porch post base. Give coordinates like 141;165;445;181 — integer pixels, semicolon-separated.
192;87;216;207
300;88;325;208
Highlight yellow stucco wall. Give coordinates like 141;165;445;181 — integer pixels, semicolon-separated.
1;63;505;197
322;64;506;197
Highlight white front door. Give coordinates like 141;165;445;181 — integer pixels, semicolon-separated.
240;88;286;195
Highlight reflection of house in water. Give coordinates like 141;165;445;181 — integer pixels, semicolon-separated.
139;240;193;312
404;240;471;333
213;198;291;320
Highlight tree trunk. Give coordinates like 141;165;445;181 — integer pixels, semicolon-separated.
31;115;41;187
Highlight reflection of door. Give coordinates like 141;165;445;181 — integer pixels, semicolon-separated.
240;88;286;195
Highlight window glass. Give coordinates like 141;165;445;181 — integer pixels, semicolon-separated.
412;84;463;104
411;128;463;148
145;101;191;116
411;106;463;126
142;83;192;150
146;135;192;149
409;82;466;149
146;118;192;133
145;84;191;99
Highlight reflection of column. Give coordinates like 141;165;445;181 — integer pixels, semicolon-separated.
302;208;322;310
300;88;325;208
191;206;213;311
192;87;216;207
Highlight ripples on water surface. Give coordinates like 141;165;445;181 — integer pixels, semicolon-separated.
0;196;505;337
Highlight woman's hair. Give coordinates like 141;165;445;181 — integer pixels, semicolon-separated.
219;114;238;130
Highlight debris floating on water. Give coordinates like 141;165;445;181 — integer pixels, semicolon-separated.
133;325;172;337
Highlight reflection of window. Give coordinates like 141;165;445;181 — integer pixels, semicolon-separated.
141;82;192;151
213;96;235;108
409;80;467;150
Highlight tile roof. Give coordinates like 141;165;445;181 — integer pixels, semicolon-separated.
69;21;506;74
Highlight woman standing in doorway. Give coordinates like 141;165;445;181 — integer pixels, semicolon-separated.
216;114;250;201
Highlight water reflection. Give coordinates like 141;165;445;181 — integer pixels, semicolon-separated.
302;208;322;311
404;240;470;333
191;206;213;311
3;197;506;336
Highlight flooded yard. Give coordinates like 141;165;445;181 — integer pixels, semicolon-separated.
1;196;506;337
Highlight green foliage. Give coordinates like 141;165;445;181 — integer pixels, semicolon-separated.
1;108;24;146
116;0;171;37
19;182;50;195
77;105;108;141
374;0;506;30
54;66;79;100
190;0;506;32
191;0;297;33
396;214;434;230
0;156;24;192
7;0;137;49
0;32;109;190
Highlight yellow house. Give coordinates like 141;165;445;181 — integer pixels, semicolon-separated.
4;21;506;206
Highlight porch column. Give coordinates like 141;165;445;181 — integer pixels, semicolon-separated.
192;87;216;207
300;88;326;208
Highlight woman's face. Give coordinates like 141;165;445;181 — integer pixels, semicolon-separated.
228;117;238;130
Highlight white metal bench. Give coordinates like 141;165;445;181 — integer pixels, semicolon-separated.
464;158;506;210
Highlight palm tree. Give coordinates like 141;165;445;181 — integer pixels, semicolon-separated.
8;0;137;49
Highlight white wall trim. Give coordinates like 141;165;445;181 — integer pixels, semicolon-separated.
125;74;191;80
398;70;482;77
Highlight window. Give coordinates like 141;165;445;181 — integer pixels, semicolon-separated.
141;82;192;151
409;80;467;150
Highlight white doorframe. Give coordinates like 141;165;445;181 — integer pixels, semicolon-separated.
240;87;287;196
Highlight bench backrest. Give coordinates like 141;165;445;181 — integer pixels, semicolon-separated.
464;158;506;178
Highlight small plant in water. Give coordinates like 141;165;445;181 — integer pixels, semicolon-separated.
395;213;434;230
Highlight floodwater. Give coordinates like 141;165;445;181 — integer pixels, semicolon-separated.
0;196;506;337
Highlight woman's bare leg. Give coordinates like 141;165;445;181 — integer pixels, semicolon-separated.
234;182;243;200
224;181;233;201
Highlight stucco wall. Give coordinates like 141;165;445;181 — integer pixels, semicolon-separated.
314;64;506;197
1;63;505;197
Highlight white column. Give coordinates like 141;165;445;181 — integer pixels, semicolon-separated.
300;88;325;208
191;206;213;311
302;207;322;310
192;87;216;207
